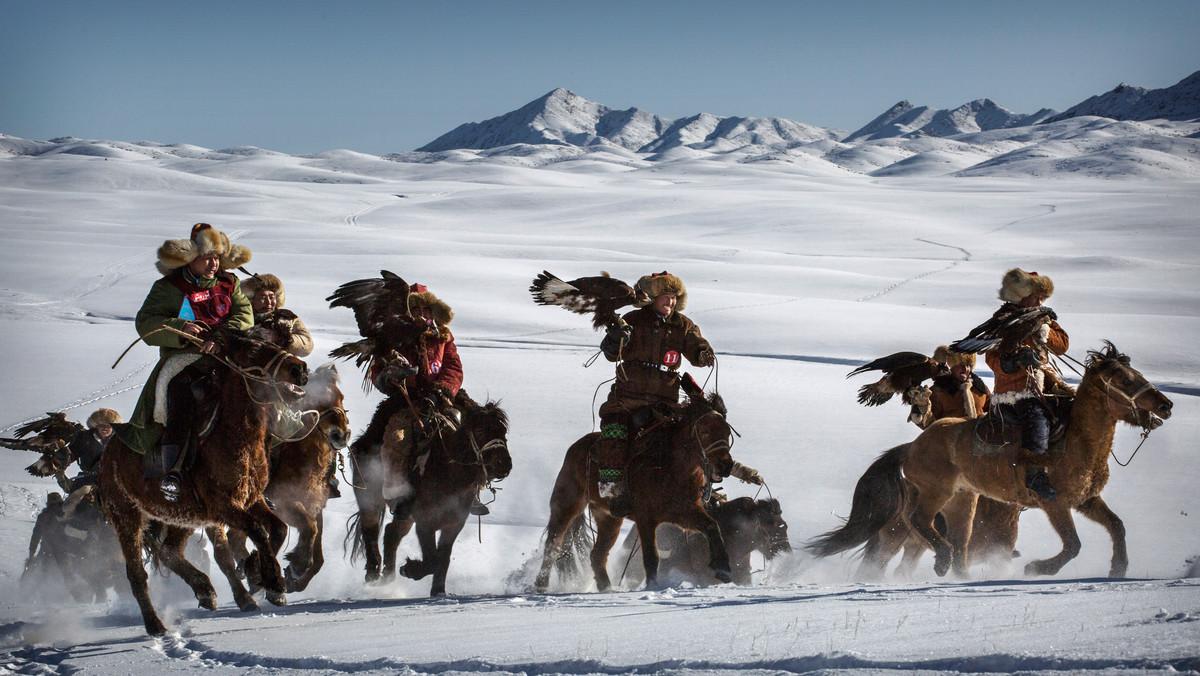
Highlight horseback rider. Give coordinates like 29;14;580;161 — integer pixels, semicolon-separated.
596;271;722;517
53;408;123;515
241;272;345;498
240;273;315;358
123;223;253;501
369;283;464;519
908;347;991;428
984;268;1068;501
26;492;66;571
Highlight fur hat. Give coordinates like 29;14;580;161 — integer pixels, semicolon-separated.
932;345;976;369
156;223;253;275
998;268;1054;304
86;408;123;429
409;283;453;326
240;273;286;308
634;271;688;311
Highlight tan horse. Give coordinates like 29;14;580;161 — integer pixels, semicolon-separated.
535;386;735;592
99;328;308;635
809;342;1172;579
208;363;350;605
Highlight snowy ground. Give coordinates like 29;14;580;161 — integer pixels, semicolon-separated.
0;142;1197;674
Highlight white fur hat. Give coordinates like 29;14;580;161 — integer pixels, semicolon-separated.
998;268;1054;303
156;223;252;275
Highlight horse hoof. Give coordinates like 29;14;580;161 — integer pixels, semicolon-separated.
197;592;218;611
713;568;733;584
236;596;259;612
266;590;287;607
145;618;168;636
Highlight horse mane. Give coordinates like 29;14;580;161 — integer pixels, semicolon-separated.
1085;340;1130;369
682;391;726;418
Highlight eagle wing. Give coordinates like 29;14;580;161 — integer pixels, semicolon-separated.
327;270;429;388
529;271;641;330
0;412;83;478
847;352;950;407
950;305;1057;354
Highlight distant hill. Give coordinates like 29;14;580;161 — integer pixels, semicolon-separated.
844;99;1057;142
1043;70;1200;123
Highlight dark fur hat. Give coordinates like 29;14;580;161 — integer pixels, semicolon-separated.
409;283;453;326
241;273;286;308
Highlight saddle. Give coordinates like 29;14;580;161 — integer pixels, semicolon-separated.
972;396;1073;459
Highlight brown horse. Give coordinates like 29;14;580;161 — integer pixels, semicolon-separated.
617;496;792;587
535;386;736;592
208;363;351;603
99;328;308;635
808;342;1173;579
348;391;512;595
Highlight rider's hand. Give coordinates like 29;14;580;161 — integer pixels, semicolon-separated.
696;348;715;368
181;321;206;337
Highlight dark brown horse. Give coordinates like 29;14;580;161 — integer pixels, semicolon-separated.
208;363;350;604
99;328;308;635
618;496;792;587
535;386;735;592
808;342;1173;579
348;391;512;595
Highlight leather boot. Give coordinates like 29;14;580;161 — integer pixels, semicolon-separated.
160;444;183;502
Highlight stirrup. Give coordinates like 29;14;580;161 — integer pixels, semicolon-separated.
160;473;182;502
469;497;489;516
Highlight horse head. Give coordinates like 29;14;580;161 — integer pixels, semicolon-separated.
750;498;792;558
304;364;350;450
218;327;308;404
460;399;512;483
679;384;734;478
1084;341;1173;431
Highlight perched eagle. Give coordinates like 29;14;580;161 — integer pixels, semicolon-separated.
847;352;951;407
949;305;1057;354
529;270;645;330
326;270;432;390
0;412;82;478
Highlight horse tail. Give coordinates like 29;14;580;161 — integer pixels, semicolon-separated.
805;443;910;558
553;512;594;581
344;511;364;564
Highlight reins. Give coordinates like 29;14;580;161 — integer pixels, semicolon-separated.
1051;352;1161;467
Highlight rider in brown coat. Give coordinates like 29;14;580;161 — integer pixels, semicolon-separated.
596;272;716;516
908;346;991;428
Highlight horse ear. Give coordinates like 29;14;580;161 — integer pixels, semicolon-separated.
680;372;705;401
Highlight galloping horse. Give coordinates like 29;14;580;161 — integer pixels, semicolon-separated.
99;328;308;635
535;381;736;592
808;342;1173;579
349;391;512;595
619;496;792;587
208;363;350;604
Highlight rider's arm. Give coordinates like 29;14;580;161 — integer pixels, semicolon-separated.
134;279;191;348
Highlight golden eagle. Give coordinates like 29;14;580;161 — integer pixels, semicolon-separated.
0;412;82;478
949;305;1057;354
847;352;951;407
326;270;431;390
529;270;645;330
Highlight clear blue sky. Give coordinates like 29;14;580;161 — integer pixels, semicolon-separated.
3;0;1198;155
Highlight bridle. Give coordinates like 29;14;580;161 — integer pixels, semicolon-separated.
1087;357;1162;466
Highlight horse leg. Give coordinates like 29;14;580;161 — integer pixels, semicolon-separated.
633;519;663;589
590;512;623;591
400;522;438;581
428;518;469;596
1075;496;1127;578
227;501;287;605
906;487;956;577
1024;503;1082;576
358;507;384;583
108;503;166;635
281;502;318;592
381;515;413;582
673;509;733;584
156;525;219;611
941;492;979;579
860;515;911;580
535;454;590;593
207;527;258;611
288;513;325;593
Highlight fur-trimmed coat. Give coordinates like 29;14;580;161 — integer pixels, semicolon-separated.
985;317;1069;401
911;374;991;429
599;306;712;417
370;327;464;400
118;268;253;453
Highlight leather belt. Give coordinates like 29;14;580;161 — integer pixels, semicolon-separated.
633;360;675;373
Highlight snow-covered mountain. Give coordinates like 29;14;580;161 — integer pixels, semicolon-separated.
418;88;842;154
844;99;1056;142
1043;70;1200;123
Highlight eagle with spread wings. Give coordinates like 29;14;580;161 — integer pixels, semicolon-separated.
326;270;433;390
847;351;951;407
949;305;1057;354
0;412;82;479
529;270;646;330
